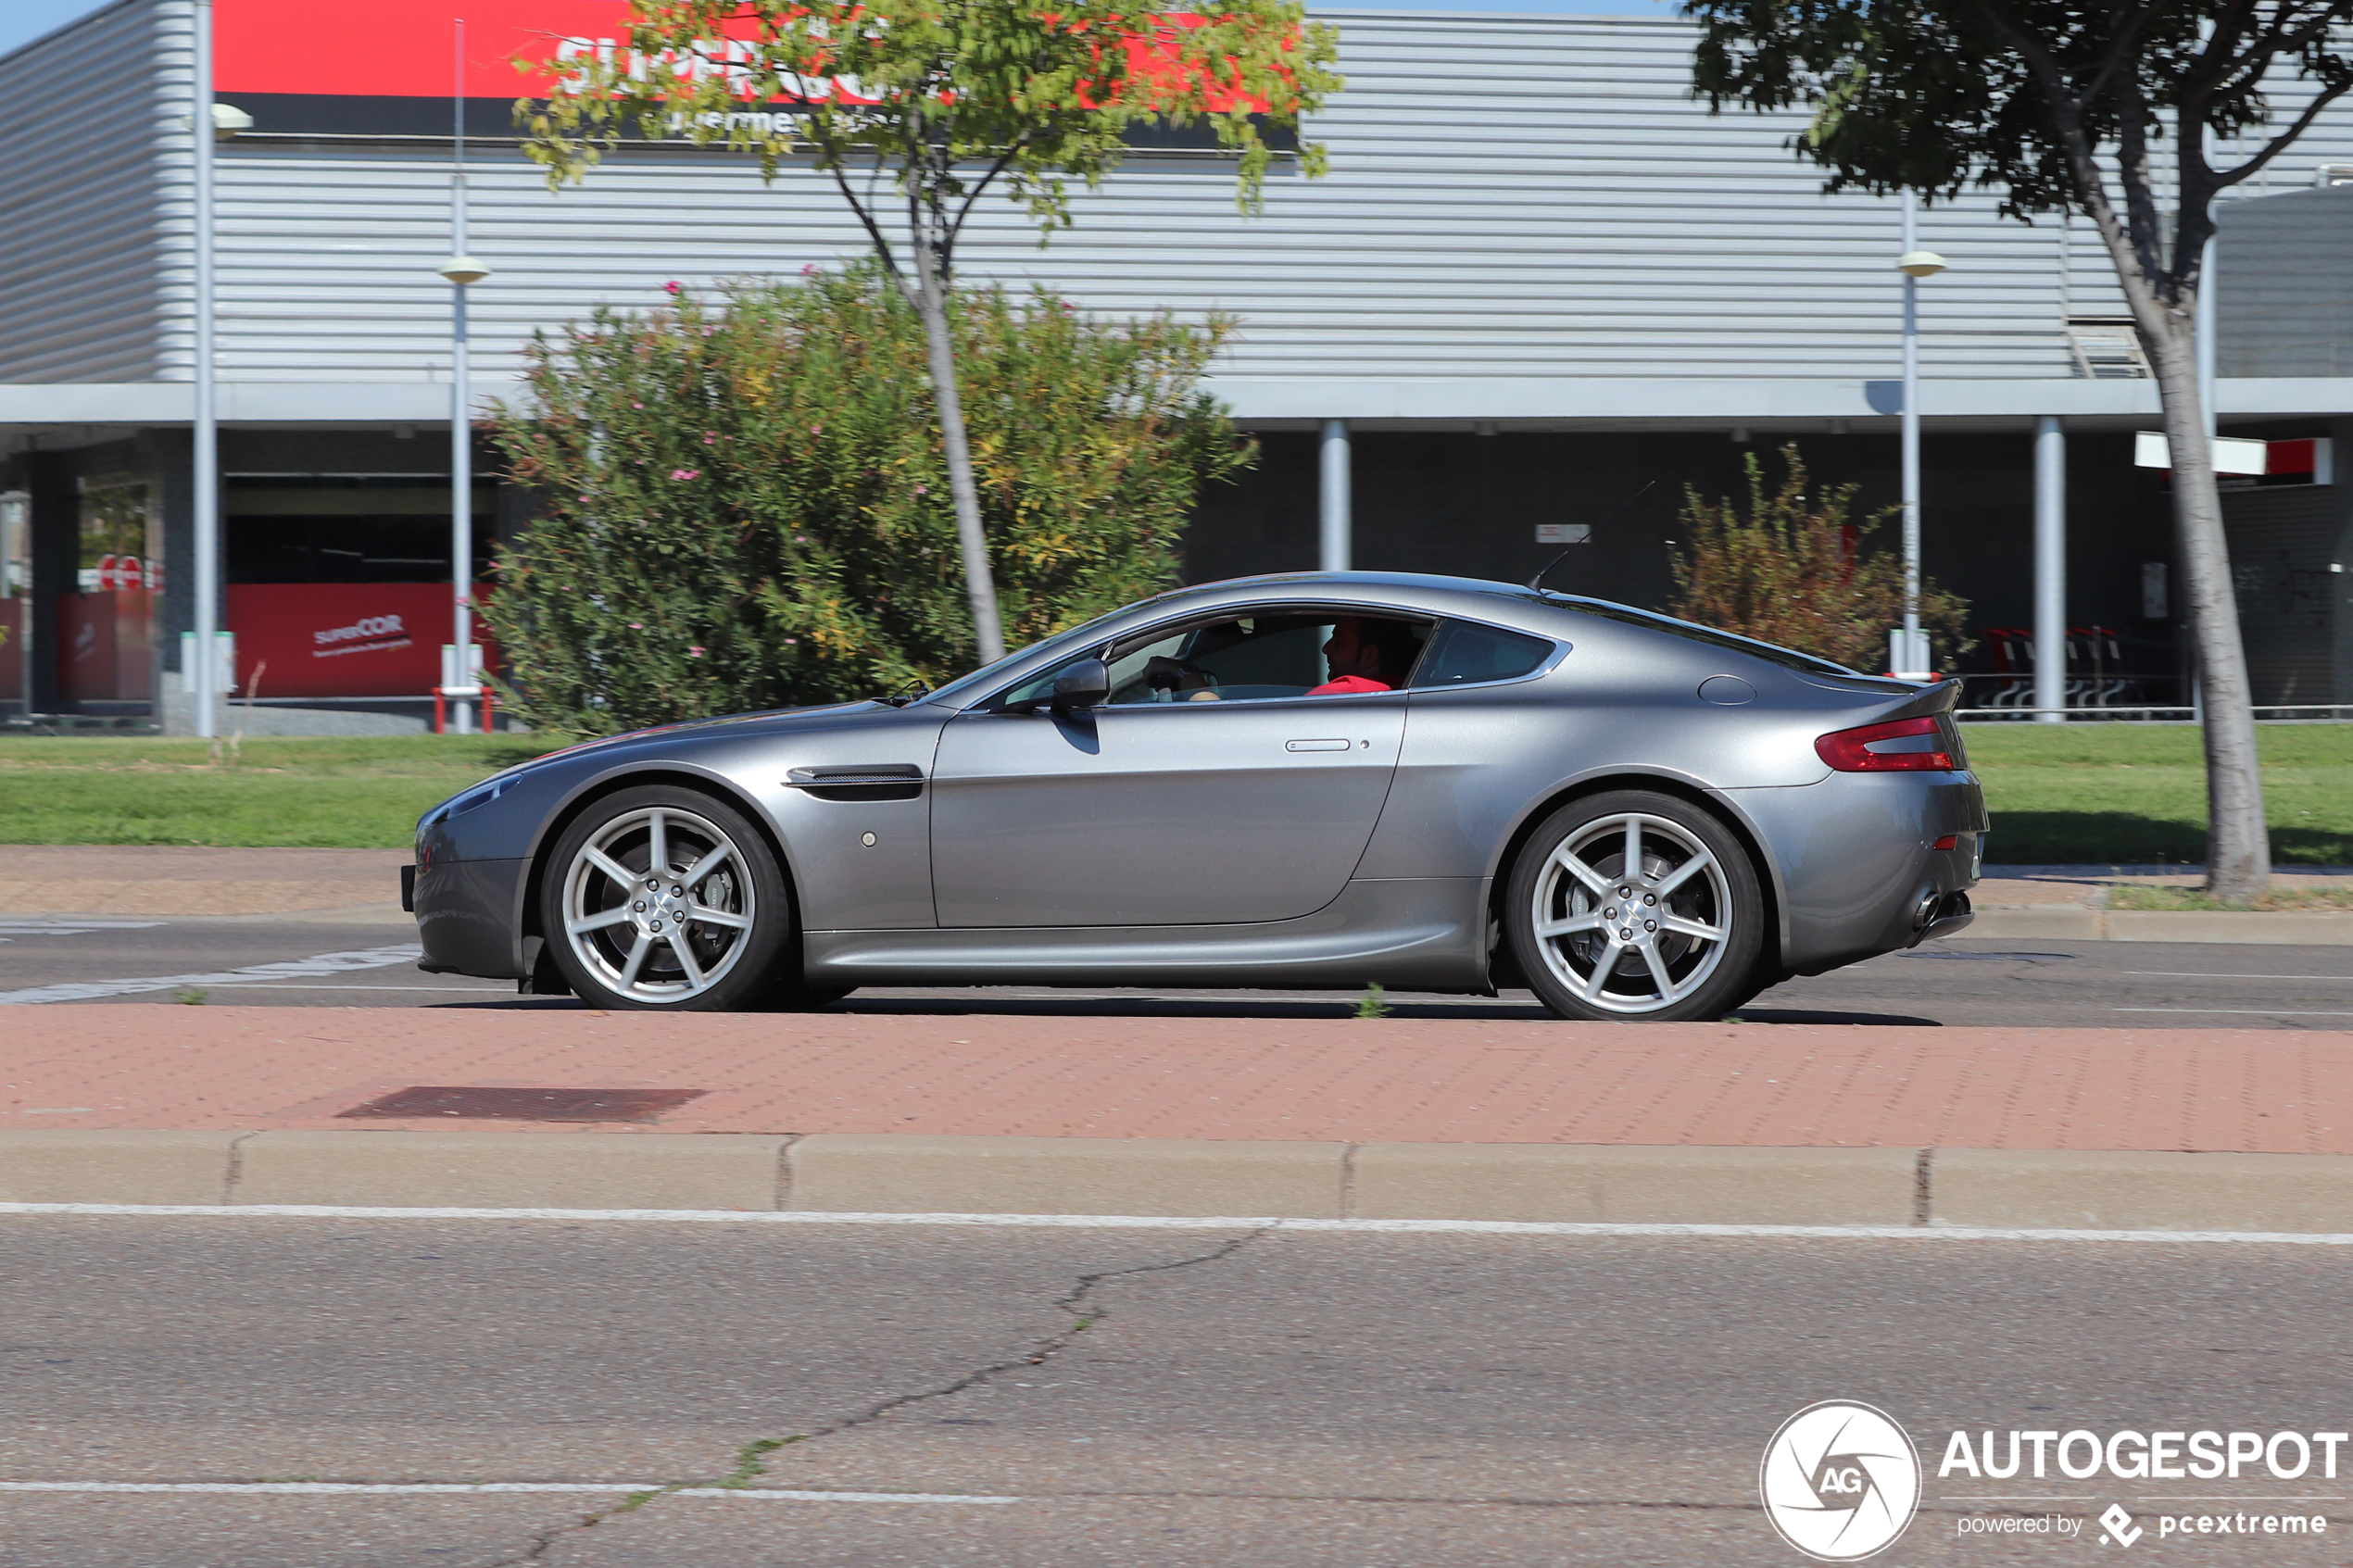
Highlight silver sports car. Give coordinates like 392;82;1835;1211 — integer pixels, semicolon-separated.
408;571;1985;1022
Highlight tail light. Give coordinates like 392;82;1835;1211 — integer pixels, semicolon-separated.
1816;715;1956;772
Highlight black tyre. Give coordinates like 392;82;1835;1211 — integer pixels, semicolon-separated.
542;784;792;1012
1505;789;1765;1022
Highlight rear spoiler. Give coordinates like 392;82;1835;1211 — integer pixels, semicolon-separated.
1796;672;1963;722
1874;677;1964;722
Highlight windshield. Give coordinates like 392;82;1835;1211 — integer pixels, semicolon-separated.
920;605;1139;709
1553;597;1862;678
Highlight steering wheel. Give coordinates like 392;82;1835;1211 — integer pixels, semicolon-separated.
1143;655;1216;695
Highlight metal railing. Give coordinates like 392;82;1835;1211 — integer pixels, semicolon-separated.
1957;701;2353;723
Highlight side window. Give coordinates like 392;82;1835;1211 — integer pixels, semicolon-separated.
1411;621;1555;688
998;609;1435;708
1102;614;1340;703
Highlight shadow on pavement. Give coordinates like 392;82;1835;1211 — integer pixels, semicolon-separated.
422;993;1942;1024
826;997;1557;1021
1726;1008;1944;1027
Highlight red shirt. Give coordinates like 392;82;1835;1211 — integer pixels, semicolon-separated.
1305;675;1393;696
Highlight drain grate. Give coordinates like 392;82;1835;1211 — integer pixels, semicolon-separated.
338;1086;708;1123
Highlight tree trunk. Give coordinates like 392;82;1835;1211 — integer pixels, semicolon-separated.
910;244;1007;666
2145;323;2271;900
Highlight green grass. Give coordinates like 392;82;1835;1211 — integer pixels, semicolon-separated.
1;724;2347;862
1963;723;2353;866
0;735;567;847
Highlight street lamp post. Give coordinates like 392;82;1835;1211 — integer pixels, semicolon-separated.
438;19;490;734
1894;192;1946;681
187;11;253;743
191;0;219;739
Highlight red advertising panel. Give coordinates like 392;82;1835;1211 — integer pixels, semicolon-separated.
228;584;499;700
57;591;155;704
218;0;635;99
0;598;23;703
213;0;1285;140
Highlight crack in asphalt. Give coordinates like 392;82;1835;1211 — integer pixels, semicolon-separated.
480;1228;1267;1566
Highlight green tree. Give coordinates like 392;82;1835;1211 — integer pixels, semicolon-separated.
519;0;1339;665
1668;445;1969;673
1683;0;2353;898
483;267;1250;734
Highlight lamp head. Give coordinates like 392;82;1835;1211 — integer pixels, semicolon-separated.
438;256;492;286
1896;249;1948;278
210;102;254;139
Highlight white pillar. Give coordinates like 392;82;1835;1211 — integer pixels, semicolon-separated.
448;20;475;734
2033;416;2067;722
2196;233;2218;439
191;0;220;738
1318;419;1351;571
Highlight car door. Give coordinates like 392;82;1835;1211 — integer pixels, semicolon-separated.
928;608;1416;928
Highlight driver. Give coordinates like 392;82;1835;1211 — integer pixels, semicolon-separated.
1308;617;1417;696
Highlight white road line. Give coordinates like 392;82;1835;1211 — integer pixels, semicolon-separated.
5;1201;2353;1246
0;945;423;1005
0;922;165;935
0;1481;1018;1503
2114;1007;2353;1017
2123;972;2353;981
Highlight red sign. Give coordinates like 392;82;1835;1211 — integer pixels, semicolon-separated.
217;0;639;97
227;583;499;699
216;1;1267;117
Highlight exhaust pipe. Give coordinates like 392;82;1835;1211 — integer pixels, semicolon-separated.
1909;890;1974;946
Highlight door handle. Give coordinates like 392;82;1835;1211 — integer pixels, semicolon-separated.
1285;738;1352;752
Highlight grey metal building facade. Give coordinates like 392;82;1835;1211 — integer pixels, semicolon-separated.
3;0;2351;722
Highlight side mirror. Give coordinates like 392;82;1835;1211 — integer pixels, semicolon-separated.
1050;658;1110;713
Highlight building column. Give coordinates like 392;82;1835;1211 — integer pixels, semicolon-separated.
1318;418;1351;571
2033;415;2067;721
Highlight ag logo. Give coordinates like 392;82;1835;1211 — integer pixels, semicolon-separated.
1759;1399;1921;1562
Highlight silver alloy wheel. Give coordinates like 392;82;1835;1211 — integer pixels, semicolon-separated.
560;806;757;1004
1529;810;1733;1016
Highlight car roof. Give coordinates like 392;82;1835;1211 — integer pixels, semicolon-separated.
1139;571;1567;629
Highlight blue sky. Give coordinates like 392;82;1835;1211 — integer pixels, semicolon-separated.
0;0;1677;62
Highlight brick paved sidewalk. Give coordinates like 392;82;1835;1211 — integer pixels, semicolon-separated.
4;1006;2347;1156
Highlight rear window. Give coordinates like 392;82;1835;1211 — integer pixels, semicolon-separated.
1556;598;1858;678
1411;621;1556;688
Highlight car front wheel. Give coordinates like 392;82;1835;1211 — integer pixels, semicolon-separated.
1506;789;1764;1022
542;784;791;1011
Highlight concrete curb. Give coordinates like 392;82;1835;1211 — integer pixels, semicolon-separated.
7;1131;2353;1233
1968;908;2353;943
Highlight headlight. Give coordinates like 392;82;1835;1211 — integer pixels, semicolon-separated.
419;774;518;831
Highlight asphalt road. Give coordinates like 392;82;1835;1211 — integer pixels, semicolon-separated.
1;1215;2348;1565
1;914;2347;1025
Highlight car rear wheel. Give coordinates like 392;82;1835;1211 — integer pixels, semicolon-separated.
543;784;792;1011
1506;789;1764;1022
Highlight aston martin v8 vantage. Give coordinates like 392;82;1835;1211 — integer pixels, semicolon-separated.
408;572;1985;1022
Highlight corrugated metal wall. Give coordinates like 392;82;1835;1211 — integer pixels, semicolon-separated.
2219;183;2353;380
2225;485;2344;705
0;0;177;383
22;1;2353;392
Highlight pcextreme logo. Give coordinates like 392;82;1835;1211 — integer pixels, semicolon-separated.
1760;1400;1923;1562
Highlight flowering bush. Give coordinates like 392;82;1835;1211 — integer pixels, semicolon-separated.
484;265;1250;734
1667;445;1971;674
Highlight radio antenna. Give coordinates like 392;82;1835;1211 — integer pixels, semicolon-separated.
1525;480;1656;593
